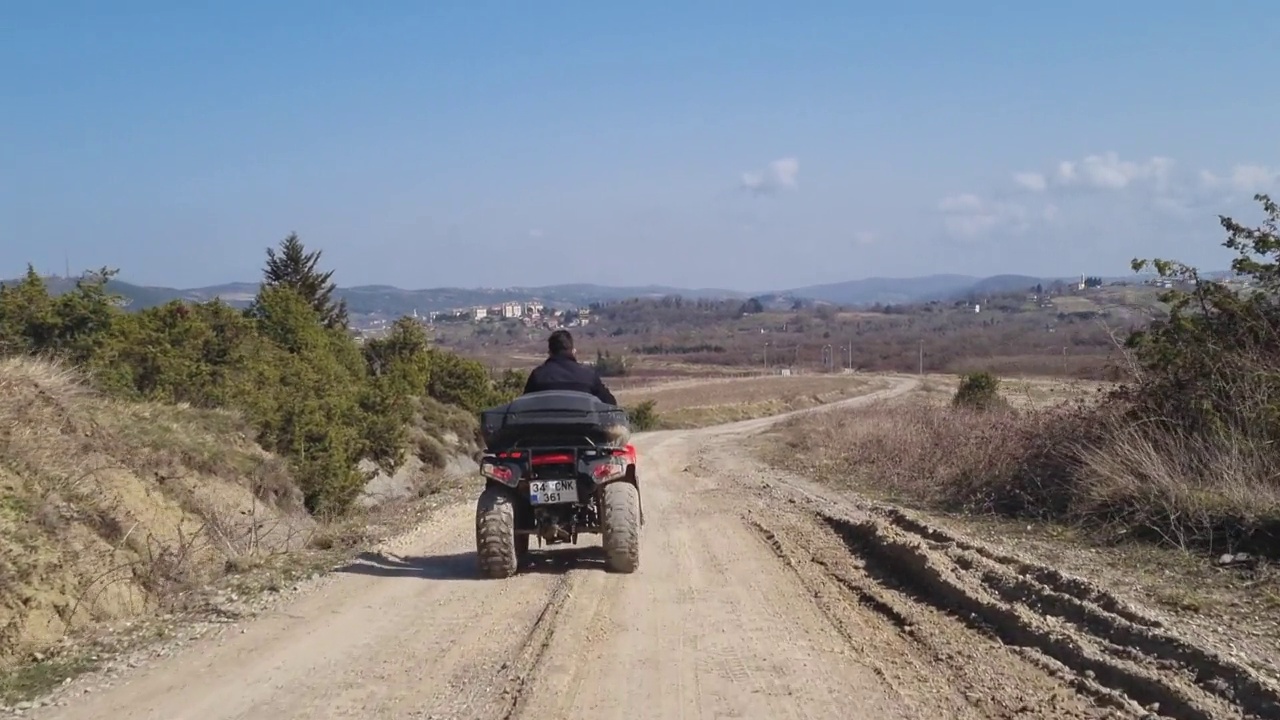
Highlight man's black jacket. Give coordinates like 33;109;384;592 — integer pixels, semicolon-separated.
522;352;618;405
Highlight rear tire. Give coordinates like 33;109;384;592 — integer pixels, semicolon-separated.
600;482;640;573
476;486;518;578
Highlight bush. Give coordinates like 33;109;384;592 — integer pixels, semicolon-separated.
426;350;499;412
951;371;1007;410
627;399;661;431
594;349;630;377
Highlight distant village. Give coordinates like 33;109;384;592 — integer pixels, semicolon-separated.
353;300;592;338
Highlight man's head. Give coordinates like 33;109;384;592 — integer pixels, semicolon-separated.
548;329;575;358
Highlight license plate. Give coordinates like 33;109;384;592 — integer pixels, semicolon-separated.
529;479;577;505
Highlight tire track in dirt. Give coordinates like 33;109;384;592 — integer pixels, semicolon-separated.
829;507;1280;719
714;432;1280;720
742;512;1116;719
23;503;588;720
509;434;909;720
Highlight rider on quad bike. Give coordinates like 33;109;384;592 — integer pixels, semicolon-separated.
473;329;640;579
522;329;618;405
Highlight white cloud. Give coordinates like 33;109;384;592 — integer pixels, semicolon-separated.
937;193;1029;239
933;151;1277;242
852;231;876;246
741;156;799;195
1013;172;1047;191
1199;164;1279;194
1053;152;1174;190
528;229;544;238
937;193;983;213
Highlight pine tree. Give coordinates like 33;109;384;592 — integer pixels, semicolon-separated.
261;232;349;329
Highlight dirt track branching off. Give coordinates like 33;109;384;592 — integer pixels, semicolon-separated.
614;373;885;429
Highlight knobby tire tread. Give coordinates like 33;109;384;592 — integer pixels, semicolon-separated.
476;486;518;578
601;482;640;573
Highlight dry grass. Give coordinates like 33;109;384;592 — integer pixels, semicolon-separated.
911;373;1112;408
768;379;1280;556
0;357;316;670
761;379;1280;675
615;373;885;429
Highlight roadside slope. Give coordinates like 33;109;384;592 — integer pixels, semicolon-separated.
0;358;311;675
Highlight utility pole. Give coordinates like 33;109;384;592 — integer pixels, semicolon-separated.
764;342;770;373
918;339;923;376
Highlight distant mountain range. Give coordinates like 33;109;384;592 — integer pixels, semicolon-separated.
8;272;1164;316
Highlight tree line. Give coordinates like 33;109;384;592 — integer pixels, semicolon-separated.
0;233;525;517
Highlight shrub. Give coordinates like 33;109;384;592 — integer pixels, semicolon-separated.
594;349;630;377
951;371;1006;410
426;350;498;412
627;399;661;431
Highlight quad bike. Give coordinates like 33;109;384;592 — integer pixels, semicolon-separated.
474;390;643;578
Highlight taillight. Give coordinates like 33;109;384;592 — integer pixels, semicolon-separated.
591;461;625;482
532;452;575;466
481;461;515;485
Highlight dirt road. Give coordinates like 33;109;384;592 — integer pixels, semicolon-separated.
26;377;1278;719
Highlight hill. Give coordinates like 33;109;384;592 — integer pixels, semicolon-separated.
787;274;986;305
337;282;748;316
4;277;749;315
5;271;1177;316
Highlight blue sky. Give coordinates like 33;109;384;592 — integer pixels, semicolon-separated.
4;1;1279;291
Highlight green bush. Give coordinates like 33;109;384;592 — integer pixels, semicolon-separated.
627;399;661;431
951;371;1006;410
1125;194;1280;442
594;349;630;377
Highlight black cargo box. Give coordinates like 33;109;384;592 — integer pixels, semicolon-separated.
480;390;631;450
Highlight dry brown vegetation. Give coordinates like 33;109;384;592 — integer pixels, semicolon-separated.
767;379;1280;558
614;373;886;429
761;380;1280;680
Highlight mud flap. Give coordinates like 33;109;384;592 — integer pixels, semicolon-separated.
632;466;645;526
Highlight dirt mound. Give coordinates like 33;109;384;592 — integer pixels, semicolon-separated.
0;358;313;667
